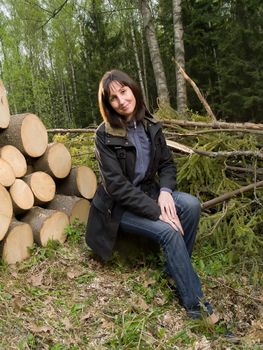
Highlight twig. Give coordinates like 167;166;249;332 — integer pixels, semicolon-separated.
173;59;217;121
47;128;96;133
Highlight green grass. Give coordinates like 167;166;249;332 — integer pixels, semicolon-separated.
0;225;261;350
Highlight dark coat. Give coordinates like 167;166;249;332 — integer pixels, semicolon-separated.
85;115;176;260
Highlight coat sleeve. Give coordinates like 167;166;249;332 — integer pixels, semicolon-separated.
95;131;161;220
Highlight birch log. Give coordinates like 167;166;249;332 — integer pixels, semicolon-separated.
0;113;48;157
0;158;15;187
33;142;72;179
0;145;27;178
9;179;34;215
56;166;97;200
23;171;56;205
47;194;90;224
0;184;13;240
21;207;69;246
1;219;34;264
0;80;10;129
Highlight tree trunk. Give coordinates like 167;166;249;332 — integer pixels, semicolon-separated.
56;166;97;200
0;113;48;157
23;171;56;206
21;207;69;246
0;184;13;240
9;179;34;215
139;0;170;105
0;80;10;129
1;218;34;264
0;145;27;178
33;142;72;179
47;194;90;224
0;158;15;187
173;0;187;114
130;16;147;105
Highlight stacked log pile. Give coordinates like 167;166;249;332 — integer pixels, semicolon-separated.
0;82;97;265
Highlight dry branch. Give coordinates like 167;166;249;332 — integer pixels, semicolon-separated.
166;139;263;159
163;119;263;131
202;181;263;209
173;59;217;121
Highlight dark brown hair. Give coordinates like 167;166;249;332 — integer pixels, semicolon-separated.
98;69;146;128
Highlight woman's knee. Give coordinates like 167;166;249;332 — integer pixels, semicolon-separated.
173;192;201;215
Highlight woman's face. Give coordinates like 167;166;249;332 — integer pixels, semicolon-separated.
108;80;136;120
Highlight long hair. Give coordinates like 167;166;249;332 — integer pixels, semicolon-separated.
98;69;146;128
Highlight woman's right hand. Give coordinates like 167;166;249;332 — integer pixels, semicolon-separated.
159;213;184;235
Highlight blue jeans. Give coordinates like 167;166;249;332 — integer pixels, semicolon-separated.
119;191;213;315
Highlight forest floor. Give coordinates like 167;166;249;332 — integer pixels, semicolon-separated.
0;223;262;350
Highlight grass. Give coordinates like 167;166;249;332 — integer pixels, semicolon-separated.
0;223;262;349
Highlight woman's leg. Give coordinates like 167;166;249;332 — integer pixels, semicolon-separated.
119;204;209;313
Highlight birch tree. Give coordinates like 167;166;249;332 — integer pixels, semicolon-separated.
138;0;170;105
173;0;187;114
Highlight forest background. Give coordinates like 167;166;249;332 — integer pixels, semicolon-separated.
0;0;262;349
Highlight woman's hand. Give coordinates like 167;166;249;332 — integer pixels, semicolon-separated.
158;191;184;235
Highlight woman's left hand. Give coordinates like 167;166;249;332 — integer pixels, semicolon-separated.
158;191;184;235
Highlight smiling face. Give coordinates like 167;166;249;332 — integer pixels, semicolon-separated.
108;80;136;120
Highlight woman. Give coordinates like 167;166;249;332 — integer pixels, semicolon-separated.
86;69;218;323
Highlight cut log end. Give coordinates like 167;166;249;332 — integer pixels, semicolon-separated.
21;114;48;157
28;171;56;203
0;80;10;129
0;145;27;178
47;143;72;178
0;184;13;240
2;221;34;264
40;211;69;246
70;198;90;224
10;179;34;213
0;158;15;187
77;166;97;199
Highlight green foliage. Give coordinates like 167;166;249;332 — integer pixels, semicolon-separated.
65;220;86;245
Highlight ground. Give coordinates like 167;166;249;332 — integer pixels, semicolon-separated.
0;225;262;350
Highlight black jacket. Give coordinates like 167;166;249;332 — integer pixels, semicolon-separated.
85;115;176;260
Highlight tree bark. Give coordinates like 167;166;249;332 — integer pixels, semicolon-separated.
173;0;187;114
47;194;90;224
0;184;13;240
0;145;27;178
21;207;69;246
33;142;72;179
139;0;170;105
56;166;97;200
1;218;34;264
0;113;48;157
0;80;10;129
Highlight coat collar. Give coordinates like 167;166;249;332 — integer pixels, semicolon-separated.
105;114;159;137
